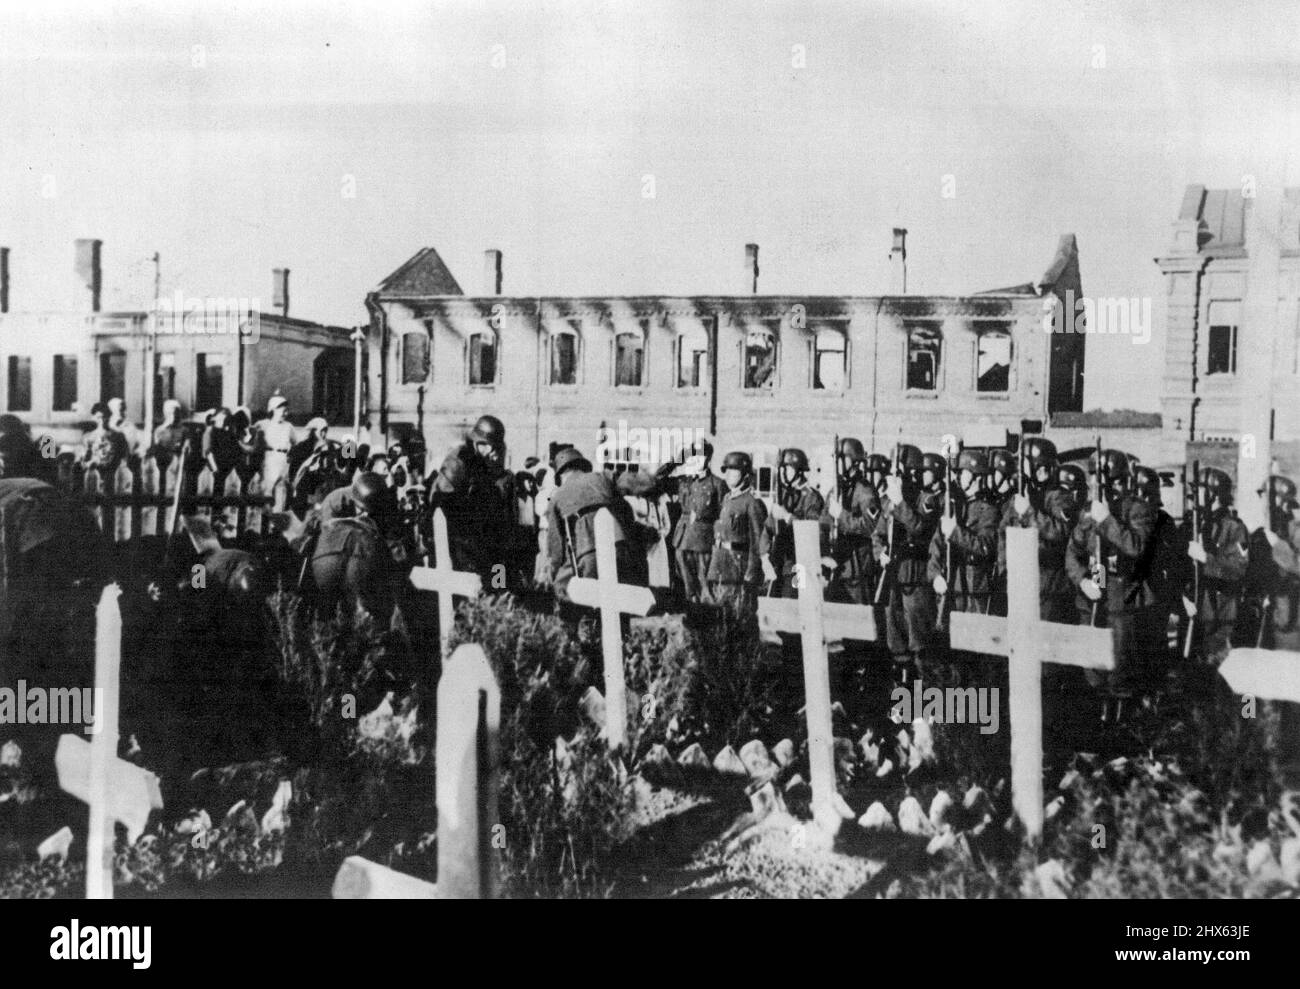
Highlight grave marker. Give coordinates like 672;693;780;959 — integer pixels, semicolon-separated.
332;643;501;899
757;520;878;831
409;507;482;658
55;584;164;900
566;508;655;750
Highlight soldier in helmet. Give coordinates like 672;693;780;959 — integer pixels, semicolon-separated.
1065;449;1157;714
1020;438;1058;511
1265;475;1300;634
667;437;730;605
873;444;939;683
426;414;535;592
824;437;882;604
1185;466;1249;666
929;448;999;616
865;452;891;502
1131;464;1193;688
546;446;669;607
707;451;772;612
1000;449;1077;622
767;448;827;597
310;471;413;621
987;449;1018;508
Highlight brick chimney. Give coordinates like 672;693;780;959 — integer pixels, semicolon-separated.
484;249;503;295
273;268;290;317
0;247;9;314
74;238;102;312
744;243;759;294
889;228;908;294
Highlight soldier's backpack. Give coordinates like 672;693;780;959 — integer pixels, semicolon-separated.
0;477;109;661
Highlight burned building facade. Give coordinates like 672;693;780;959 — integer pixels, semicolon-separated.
362;236;1088;487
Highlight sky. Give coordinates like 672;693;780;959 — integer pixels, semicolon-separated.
1;0;1297;410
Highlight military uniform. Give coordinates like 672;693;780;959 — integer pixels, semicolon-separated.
825;477;881;604
1001;488;1078;623
768;482;826;598
873;486;940;661
928;489;999;615
670;470;730;603
1193;507;1250;664
707;486;770;611
428;441;533;591
1065;493;1156;696
546;470;657;602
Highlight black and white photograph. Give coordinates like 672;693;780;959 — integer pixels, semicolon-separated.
0;0;1296;938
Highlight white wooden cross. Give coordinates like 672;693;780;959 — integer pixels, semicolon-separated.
332;642;501;899
54;584;164;900
1219;647;1300;704
756;520;879;831
409;507;482;659
948;526;1111;841
566;507;656;751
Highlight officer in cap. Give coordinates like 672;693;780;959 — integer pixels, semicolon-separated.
667;436;729;605
706;451;771;611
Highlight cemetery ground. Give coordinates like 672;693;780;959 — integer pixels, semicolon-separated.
0;577;1298;899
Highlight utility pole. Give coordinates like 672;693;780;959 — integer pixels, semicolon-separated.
143;252;161;445
350;326;365;438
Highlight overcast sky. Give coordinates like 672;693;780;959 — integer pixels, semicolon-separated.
1;0;1297;410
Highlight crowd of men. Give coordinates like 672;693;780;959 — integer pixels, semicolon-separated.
4;400;1300;727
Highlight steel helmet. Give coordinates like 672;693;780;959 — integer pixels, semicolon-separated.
1091;449;1132;478
1022;437;1058;471
780;448;810;472
691;436;715;460
1056;464;1087;495
553;447;593;479
865;453;891;475
351;471;393;516
1268;475;1296;503
920;453;946;479
722;451;752;473
990;449;1017;478
956;449;989;475
838;437;866;463
896;444;923;473
470;414;506;448
1132;465;1161;500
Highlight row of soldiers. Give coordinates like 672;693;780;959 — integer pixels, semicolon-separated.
484;428;1298;719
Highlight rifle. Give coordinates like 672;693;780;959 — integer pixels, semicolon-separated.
1183;459;1201;659
163;439;192;570
1088;436;1106;626
874;430;904;604
937;442;957;630
830;434;840;557
1019;437;1027;500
